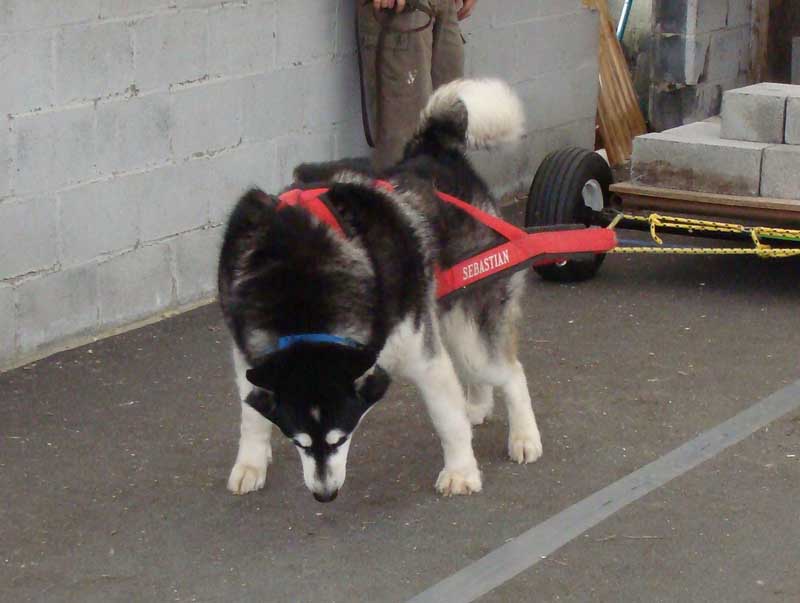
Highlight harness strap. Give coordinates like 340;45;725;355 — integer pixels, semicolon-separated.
276;181;617;300
435;228;616;298
433;189;527;242
277;187;345;236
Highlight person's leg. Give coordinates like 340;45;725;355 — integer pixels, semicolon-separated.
357;2;434;169
431;0;465;89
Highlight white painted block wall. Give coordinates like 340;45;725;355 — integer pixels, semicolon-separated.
0;0;599;370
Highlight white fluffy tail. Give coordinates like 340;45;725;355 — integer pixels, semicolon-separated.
418;78;526;149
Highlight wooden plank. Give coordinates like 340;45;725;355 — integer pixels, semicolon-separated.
611;182;800;213
585;0;647;166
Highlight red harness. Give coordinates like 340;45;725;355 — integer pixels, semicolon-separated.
277;181;617;299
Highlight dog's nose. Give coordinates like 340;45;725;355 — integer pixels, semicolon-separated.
313;490;339;503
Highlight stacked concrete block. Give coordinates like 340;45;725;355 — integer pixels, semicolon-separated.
649;0;754;131
761;145;800;199
721;83;800;143
785;97;800;145
634;82;800;202
632;119;769;196
1;0;601;370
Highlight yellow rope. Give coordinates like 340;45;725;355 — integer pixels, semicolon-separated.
610;246;800;257
607;212;800;258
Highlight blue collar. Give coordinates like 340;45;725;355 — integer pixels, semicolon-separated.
269;333;363;354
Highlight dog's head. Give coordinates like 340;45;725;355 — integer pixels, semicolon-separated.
245;342;390;502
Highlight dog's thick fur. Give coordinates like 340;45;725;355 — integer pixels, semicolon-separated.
219;79;542;501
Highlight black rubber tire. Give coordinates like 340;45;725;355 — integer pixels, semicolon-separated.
526;147;612;282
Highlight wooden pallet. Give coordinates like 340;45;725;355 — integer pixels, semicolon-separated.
610;181;800;226
584;0;647;166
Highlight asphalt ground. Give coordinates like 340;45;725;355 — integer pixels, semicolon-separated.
2;216;799;602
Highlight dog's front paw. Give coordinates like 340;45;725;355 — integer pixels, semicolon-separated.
435;466;482;496
508;427;543;464
227;462;267;495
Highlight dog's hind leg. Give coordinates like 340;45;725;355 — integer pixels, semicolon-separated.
379;317;482;496
227;346;273;495
442;300;542;464
465;383;494;426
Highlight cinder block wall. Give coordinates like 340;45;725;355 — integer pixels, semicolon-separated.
0;0;599;370
650;0;753;131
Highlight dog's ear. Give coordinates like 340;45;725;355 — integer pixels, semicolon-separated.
335;346;379;383
245;355;283;391
244;388;277;419
357;366;391;406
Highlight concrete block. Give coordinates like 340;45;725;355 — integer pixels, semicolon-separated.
275;130;335;187
97;243;174;327
302;60;361;129
0;30;54;116
469;8;598;85
16;264;99;354
276;0;336;67
175;0;222;6
466;25;521;83
0;1;100;34
654;0;689;34
335;118;371;161
760;145;800;200
793;38;800;85
335;0;357;58
59;179;140;267
208;1;276;77
0;197;59;280
13;106;98;194
171;81;244;158
727;0;752;28
241;71;305;143
515;62;599;133
721;84;796;144
493;3;542;26
56;22;134;104
172;226;224;304
652;33;708;85
512;9;599;80
723;83;800;143
785;97;800;145
705;27;750;84
685;33;712;86
207;142;278;225
632;120;770;196
457;4;492;35
127;162;212;243
133;13;208;92
99;0;168;19
695;0;728;33
96;94;172;175
0;121;10;198
0;284;16;367
649;82;724;132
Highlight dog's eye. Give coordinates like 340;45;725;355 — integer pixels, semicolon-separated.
330;435;348;449
293;439;312;451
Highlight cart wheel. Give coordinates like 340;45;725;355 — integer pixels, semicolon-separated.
526;147;612;282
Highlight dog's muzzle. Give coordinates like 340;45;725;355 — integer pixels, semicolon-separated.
313;489;339;503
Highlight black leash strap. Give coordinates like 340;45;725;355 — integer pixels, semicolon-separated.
356;1;435;149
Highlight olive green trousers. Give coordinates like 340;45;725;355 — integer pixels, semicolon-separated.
357;0;465;168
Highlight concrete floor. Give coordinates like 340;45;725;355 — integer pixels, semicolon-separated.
2;227;799;602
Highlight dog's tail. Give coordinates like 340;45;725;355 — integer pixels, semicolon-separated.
405;78;525;158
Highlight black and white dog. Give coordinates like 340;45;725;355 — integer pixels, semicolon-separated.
219;79;542;502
